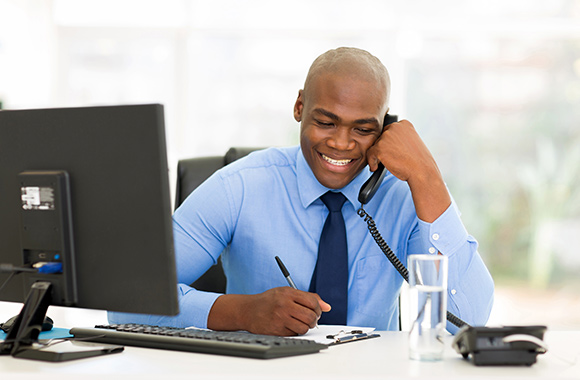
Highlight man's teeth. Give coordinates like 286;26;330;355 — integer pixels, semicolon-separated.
322;154;352;166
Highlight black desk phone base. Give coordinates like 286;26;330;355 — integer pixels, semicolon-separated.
452;325;547;366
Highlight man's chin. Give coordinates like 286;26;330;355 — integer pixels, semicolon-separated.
315;172;357;190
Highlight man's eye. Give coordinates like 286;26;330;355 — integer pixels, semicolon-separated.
356;128;374;134
316;120;334;127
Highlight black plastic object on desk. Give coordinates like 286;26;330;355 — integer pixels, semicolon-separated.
452;325;548;366
70;324;327;359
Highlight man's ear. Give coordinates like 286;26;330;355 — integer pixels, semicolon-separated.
293;90;304;122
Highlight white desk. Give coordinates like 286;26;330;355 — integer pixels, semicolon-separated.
1;330;578;379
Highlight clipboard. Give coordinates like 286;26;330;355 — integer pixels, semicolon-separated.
326;330;381;345
290;325;380;346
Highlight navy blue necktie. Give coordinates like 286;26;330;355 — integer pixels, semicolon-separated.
310;191;348;325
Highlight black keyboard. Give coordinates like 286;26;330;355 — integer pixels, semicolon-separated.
69;324;327;359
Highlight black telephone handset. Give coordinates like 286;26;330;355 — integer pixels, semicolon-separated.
357;163;386;205
358;114;398;205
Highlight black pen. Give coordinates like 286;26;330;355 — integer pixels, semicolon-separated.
275;256;297;289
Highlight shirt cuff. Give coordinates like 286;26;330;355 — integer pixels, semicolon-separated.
417;201;469;257
177;283;221;329
106;284;221;329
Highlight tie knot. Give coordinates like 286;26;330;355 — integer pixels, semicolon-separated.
320;191;347;212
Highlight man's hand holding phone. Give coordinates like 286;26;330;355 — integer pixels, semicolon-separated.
366;119;451;223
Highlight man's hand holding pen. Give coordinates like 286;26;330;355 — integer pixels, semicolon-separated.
207;287;330;336
276;255;324;330
248;287;329;336
206;256;331;337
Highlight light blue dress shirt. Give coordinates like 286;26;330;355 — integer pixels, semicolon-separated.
109;146;494;333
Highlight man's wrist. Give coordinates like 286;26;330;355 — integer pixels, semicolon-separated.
408;168;451;223
207;293;252;332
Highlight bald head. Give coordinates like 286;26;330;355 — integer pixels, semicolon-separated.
303;47;391;106
294;48;393;189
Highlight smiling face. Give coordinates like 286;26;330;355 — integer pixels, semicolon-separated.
294;72;388;189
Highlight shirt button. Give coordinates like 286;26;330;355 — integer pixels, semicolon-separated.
451;289;457;295
428;247;437;254
432;233;440;241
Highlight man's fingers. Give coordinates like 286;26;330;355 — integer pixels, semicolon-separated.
318;299;331;312
255;287;329;336
367;154;380;172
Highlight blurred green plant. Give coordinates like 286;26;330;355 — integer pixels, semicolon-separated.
518;137;580;288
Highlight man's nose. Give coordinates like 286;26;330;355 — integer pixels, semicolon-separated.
327;128;355;150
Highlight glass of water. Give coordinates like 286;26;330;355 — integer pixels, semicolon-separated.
408;254;448;361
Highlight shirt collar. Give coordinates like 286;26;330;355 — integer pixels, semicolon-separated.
296;147;372;210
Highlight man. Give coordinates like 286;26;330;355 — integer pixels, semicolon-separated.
109;47;494;335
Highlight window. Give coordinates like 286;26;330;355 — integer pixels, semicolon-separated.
1;0;579;329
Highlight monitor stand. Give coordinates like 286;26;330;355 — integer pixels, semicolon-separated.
0;281;123;362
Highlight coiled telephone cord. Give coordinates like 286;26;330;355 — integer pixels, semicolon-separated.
357;206;468;329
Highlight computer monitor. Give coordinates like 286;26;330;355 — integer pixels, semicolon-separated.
0;104;179;360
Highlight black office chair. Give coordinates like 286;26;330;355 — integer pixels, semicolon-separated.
174;147;263;293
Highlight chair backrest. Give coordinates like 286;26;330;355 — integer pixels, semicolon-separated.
174;147;263;293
